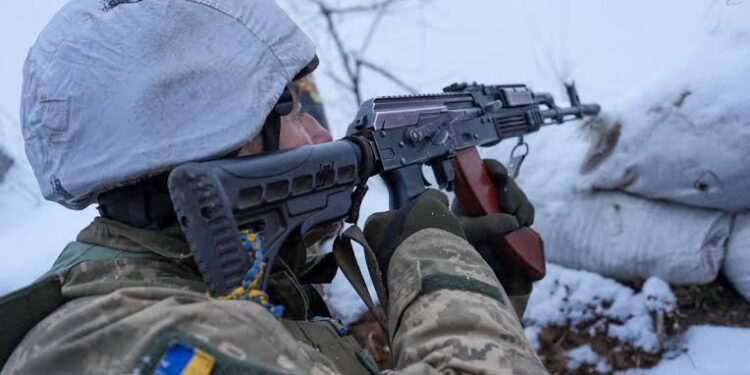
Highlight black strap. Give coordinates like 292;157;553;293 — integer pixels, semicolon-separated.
0;276;64;367
262;112;282;153
97;176;175;230
293;55;320;81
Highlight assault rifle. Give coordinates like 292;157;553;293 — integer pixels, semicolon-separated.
168;82;601;296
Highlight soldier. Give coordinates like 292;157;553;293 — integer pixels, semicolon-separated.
1;0;548;374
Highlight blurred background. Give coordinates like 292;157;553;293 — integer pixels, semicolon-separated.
2;1;749;374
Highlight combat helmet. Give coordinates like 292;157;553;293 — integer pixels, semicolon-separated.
21;0;317;209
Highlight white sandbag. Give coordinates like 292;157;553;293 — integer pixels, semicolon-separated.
724;213;750;301
579;32;750;213
534;191;730;284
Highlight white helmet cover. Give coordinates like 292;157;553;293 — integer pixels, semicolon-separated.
21;0;316;209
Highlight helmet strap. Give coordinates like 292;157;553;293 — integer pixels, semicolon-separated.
97;175;176;230
262;111;281;153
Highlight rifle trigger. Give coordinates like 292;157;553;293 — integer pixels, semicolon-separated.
432;159;455;191
508;138;529;179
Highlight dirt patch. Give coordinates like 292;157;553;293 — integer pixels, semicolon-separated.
534;322;677;374
672;275;750;328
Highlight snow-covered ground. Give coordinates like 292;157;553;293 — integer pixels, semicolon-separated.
2;1;750;374
623;326;750;375
524;265;677;354
524;264;750;374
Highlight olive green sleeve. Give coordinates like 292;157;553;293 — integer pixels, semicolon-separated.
385;228;548;375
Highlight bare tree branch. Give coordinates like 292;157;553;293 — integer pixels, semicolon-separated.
358;59;418;94
326;70;355;91
312;0;361;103
359;3;388;53
303;0;427;107
308;0;403;15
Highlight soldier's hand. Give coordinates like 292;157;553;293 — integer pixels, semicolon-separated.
453;159;536;316
453;159;535;241
363;189;465;285
472;159;534;225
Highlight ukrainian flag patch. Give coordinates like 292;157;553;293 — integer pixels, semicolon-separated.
154;342;216;375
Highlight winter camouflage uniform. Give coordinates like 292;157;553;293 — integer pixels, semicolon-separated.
6;0;548;373
2;217;547;374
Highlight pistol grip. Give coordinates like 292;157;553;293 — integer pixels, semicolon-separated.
452;148;546;281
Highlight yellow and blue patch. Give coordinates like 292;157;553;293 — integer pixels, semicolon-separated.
153;342;215;375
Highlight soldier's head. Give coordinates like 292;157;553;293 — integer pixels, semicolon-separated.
21;0;330;213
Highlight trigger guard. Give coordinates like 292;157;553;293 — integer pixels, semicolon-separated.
421;167;431;187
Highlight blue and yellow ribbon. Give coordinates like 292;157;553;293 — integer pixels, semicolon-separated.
215;230;284;318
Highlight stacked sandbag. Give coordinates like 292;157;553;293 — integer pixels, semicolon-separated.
567;32;750;297
483;120;732;284
578;32;750;213
533;191;730;284
724;214;750;300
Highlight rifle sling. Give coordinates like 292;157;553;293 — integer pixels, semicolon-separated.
332;226;388;335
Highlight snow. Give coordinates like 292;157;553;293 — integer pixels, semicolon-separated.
525;264;750;374
0;155;96;294
641;278;677;313
621;325;750;375
524;264;677;353
567;344;611;373
0;0;88;293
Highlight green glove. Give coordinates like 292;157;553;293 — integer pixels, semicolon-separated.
485;159;534;226
453;159;536;316
454;159;535;238
363;189;465;285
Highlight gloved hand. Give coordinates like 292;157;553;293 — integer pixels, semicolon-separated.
455;159;534;228
453;159;536;316
363;189;465;285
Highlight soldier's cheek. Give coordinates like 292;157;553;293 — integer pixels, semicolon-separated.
236;133;265;157
279;113;331;150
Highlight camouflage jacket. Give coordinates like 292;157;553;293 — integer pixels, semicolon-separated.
2;218;547;374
